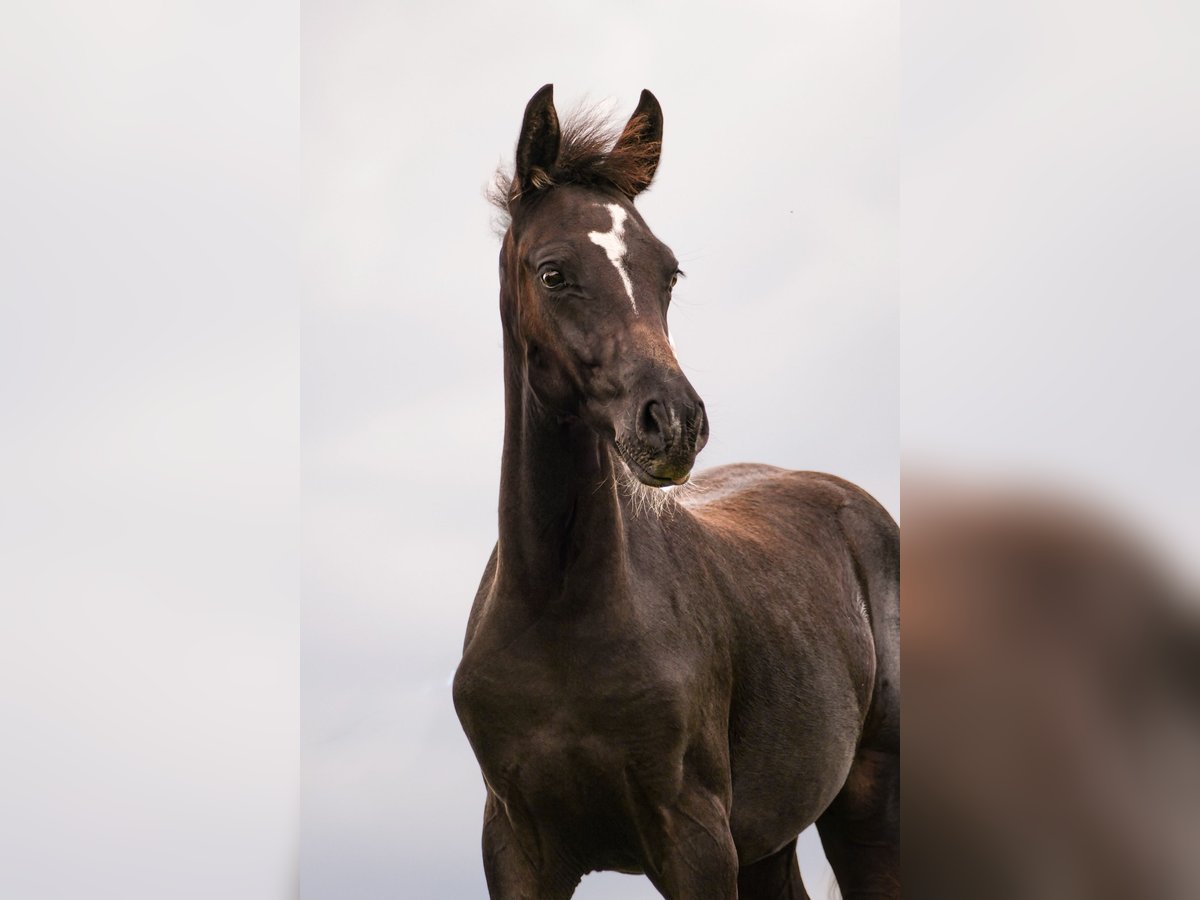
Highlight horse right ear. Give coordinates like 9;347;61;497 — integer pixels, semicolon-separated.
515;83;560;198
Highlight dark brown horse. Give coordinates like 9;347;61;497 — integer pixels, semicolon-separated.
453;84;899;899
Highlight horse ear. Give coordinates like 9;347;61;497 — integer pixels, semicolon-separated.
612;89;663;196
515;83;561;197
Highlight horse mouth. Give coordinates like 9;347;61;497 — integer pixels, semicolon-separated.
614;443;691;488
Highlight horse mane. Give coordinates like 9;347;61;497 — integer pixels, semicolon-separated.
488;103;660;228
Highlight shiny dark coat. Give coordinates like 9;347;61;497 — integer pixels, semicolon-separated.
453;85;899;899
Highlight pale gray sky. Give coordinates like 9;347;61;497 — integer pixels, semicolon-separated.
2;2;299;898
903;0;1199;580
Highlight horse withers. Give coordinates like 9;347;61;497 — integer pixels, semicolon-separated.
452;84;899;899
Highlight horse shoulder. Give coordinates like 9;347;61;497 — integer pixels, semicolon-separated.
461;542;499;652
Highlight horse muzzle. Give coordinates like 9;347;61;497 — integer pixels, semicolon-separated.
615;391;709;487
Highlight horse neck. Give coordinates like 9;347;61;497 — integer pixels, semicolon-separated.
494;343;631;608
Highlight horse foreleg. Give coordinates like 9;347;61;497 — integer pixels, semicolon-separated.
736;837;811;900
641;794;739;900
480;791;580;900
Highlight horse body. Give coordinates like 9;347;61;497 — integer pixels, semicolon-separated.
453;86;899;899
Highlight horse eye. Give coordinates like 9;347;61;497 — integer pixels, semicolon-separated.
669;273;679;290
540;270;565;290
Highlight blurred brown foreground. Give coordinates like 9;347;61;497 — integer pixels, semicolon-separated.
904;476;1200;899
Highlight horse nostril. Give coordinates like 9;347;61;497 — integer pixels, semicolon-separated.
692;400;709;451
638;400;670;453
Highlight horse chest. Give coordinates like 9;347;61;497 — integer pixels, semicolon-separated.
454;630;693;815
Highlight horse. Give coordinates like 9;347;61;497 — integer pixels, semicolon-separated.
452;84;899;899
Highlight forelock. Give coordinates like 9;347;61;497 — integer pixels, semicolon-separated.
487;103;660;232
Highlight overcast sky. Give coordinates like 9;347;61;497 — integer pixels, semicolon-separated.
301;2;896;897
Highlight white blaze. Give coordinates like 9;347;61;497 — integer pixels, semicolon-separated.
588;203;637;313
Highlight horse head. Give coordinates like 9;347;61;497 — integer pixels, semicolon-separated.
494;84;708;487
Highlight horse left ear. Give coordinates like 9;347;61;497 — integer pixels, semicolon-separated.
515;83;561;197
612;89;664;196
